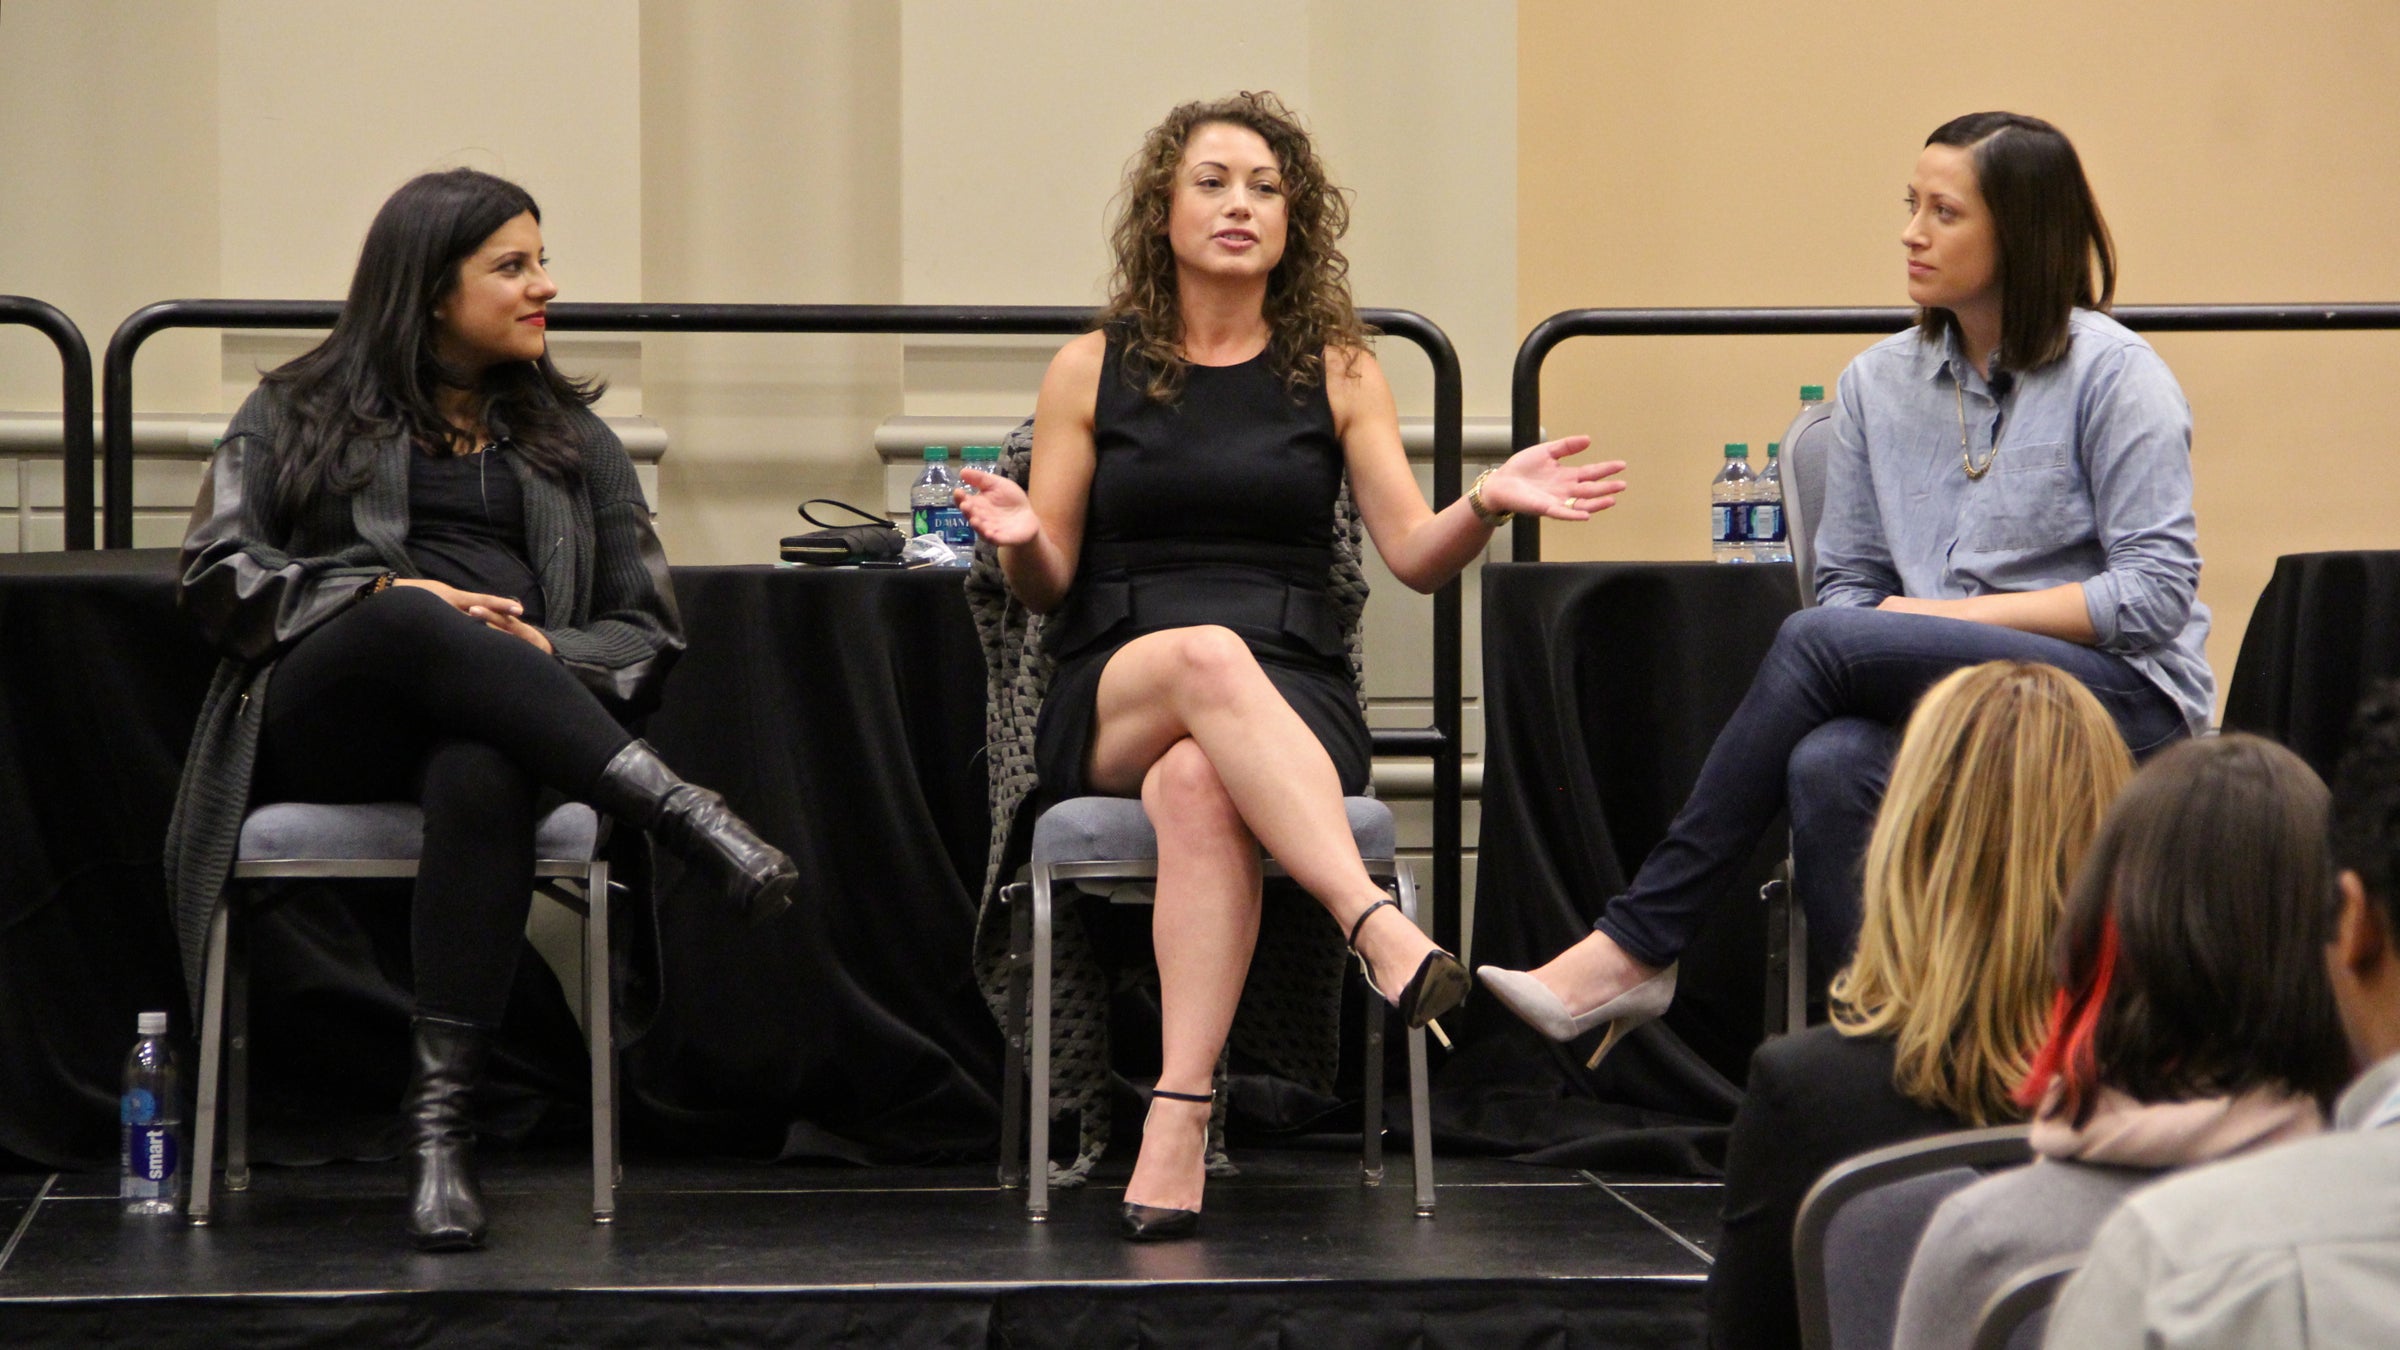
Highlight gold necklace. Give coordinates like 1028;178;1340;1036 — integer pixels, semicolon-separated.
1955;377;2000;480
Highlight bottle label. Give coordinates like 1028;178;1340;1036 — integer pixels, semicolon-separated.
932;506;973;549
125;1124;177;1184
1754;504;1783;541
121;1087;157;1125
911;506;934;537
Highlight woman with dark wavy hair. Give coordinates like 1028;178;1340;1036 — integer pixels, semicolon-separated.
167;168;796;1251
957;92;1619;1240
1481;112;2211;1067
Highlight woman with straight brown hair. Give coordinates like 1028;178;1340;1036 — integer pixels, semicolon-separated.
1705;660;2135;1350
1483;111;2210;1067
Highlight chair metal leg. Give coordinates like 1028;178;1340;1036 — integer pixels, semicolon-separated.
225;908;251;1192
1787;898;1810;1032
1028;867;1054;1221
188;903;231;1226
1360;873;1389;1188
584;862;616;1224
998;885;1030;1190
1407;1024;1435;1217
1397;863;1435;1217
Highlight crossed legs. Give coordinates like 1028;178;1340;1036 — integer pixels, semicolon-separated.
1085;625;1439;1213
1512;606;2188;1021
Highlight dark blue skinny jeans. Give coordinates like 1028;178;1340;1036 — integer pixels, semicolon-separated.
1593;605;2189;978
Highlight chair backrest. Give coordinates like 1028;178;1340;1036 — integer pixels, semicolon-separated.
1780;401;1836;608
1970;1251;2082;1350
1793;1124;2034;1350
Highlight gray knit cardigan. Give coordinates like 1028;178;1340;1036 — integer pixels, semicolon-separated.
964;417;1374;1186
163;384;684;1011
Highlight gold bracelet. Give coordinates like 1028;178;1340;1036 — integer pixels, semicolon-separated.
1468;469;1513;527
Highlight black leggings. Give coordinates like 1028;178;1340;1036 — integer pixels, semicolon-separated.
255;585;635;1026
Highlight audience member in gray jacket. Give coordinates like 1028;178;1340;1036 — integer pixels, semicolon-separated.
2044;685;2400;1348
1892;734;2348;1350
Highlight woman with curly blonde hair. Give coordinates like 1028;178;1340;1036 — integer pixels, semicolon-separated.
959;91;1619;1241
1705;660;2133;1350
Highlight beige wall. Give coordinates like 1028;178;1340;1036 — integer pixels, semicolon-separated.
0;0;1512;561
1519;0;2400;715
638;0;904;562
0;1;220;412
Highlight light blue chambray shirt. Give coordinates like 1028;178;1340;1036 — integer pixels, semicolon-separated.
1815;308;2215;733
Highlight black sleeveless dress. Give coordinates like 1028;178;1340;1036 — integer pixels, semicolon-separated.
1034;336;1372;799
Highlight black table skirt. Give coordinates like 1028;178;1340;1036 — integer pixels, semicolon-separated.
0;554;1001;1169
2223;550;2400;781
1444;561;1799;1171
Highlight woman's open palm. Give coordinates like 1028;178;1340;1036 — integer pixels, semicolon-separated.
956;467;1042;546
1480;436;1627;521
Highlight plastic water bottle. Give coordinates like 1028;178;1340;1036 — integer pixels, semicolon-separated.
1754;441;1791;564
910;448;956;539
120;1011;182;1215
1799;383;1827;413
1710;443;1756;563
956;446;998;551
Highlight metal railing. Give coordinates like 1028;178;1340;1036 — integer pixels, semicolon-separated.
1509;303;2400;559
1;296;95;550
102;300;1469;949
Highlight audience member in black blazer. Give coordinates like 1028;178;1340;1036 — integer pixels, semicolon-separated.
1705;661;2134;1350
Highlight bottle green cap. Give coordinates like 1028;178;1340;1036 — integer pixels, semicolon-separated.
923;446;950;461
1767;441;1781;457
1725;443;1749;458
1801;385;1825;401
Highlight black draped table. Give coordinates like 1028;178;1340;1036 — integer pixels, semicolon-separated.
0;552;1001;1169
2223;550;2400;781
1445;560;1799;1174
4;549;1812;1180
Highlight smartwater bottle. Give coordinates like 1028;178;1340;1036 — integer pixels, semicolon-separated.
910;448;956;539
120;1011;183;1216
1754;441;1791;564
1710;443;1756;563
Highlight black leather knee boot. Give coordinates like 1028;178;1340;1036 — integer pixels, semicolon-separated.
589;739;797;924
404;1015;490;1251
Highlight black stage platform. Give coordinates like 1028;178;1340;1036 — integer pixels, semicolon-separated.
0;1149;1715;1348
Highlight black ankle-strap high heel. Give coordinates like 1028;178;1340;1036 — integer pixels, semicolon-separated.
1347;898;1471;1036
1120;1087;1213;1243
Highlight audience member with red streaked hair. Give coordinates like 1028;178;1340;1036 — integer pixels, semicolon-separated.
2045;684;2400;1347
1890;733;2352;1350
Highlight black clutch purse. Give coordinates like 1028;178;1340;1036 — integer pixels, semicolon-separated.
781;499;905;566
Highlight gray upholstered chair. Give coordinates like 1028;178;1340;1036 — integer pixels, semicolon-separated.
1780;398;1837;613
1757;396;1841;1034
1971;1251;2082;1350
1792;1124;2034;1350
186;801;618;1226
996;794;1435;1221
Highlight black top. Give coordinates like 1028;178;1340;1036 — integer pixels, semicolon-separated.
1084;340;1340;566
406;445;546;627
1045;337;1348;661
1705;1025;1969;1350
